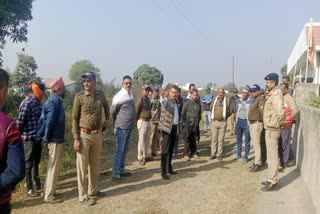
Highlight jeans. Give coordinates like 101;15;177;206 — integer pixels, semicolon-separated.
235;119;251;159
112;128;132;177
203;111;211;132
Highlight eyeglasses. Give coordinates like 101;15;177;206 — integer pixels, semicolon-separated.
124;82;132;85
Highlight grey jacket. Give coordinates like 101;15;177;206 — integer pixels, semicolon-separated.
110;88;136;129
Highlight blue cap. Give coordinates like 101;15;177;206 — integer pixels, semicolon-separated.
81;71;96;81
250;84;261;92
264;73;279;81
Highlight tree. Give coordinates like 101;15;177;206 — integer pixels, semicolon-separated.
223;82;237;93
68;59;102;82
280;64;287;77
0;0;34;65
11;52;38;87
206;82;218;90
206;82;213;89
133;64;164;86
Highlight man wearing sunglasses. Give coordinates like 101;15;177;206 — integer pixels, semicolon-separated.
72;71;110;206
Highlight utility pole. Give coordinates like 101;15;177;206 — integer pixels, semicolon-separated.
232;56;235;91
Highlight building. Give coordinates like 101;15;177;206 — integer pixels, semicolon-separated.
287;19;320;84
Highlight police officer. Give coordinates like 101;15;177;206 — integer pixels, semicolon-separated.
136;85;152;165
248;84;265;172
148;86;161;159
261;73;285;191
72;71;110;206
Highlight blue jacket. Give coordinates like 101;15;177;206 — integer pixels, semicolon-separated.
36;93;65;143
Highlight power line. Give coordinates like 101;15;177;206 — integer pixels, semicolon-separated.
171;0;211;43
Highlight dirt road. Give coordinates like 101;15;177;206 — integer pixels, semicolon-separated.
12;130;262;214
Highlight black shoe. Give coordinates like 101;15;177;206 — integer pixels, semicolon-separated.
261;181;271;186
112;175;122;182
169;170;178;175
209;155;216;160
120;172;132;177
95;191;106;197
161;174;170;180
261;183;279;191
250;164;260;172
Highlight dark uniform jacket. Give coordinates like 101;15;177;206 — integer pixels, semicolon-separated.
135;96;151;121
248;95;265;122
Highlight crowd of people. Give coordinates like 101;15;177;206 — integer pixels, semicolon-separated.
0;67;298;212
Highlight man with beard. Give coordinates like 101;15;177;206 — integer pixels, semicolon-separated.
36;77;66;203
16;81;45;197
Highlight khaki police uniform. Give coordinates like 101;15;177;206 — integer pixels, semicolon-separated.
248;95;265;166
148;95;161;157
263;87;285;184
72;90;110;201
136;96;151;162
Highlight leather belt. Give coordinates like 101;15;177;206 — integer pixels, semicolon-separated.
250;120;262;124
139;118;150;122
214;119;226;122
80;127;99;135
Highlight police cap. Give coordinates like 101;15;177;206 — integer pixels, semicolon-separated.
264;73;279;81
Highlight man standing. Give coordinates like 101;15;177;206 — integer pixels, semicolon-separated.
148;86;161;159
0;68;25;214
247;84;265;172
202;87;213;133
16;81;45;197
282;76;294;96
279;83;298;169
72;71;110;206
36;77;66;204
234;87;252;163
185;83;195;101
158;84;179;180
110;75;136;180
261;73;285;191
209;88;233;161
182;89;201;160
173;87;184;157
136;85;152;165
230;89;239;136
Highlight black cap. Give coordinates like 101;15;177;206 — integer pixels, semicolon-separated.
264;73;279;81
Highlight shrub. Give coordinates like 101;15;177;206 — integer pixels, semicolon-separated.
307;92;320;109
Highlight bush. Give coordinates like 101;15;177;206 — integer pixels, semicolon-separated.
4;90;24;118
307;92;320;109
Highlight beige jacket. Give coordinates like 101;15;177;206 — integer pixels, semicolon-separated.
283;93;299;120
263;87;285;131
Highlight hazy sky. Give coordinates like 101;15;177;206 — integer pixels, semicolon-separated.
2;0;320;88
